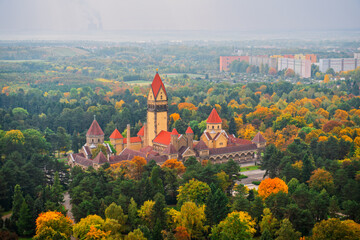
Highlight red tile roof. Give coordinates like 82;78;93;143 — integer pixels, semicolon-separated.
153;130;178;145
140;146;153;153
151;72;167;98
162;144;177;155
194;140;209;150
87;119;104;136
74;155;93;167
228;135;253;145
137;126;145;136
209;144;257;155
93;151;108;164
171;128;179;135
123;136;142;144
186;126;194;134
114;148;168;164
207;108;222;124
109;129;123;139
252;132;266;143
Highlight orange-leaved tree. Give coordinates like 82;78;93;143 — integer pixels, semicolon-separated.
178;102;198;111
174;226;190;240
33;211;73;240
85;225;109;240
161;159;186;174
131;156;147;180
308;168;334;192
170;113;181;122
323;74;330;83
107;156;146;180
258;178;288;199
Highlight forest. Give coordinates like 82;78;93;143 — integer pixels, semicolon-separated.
0;42;360;239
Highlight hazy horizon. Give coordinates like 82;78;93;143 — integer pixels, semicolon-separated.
0;0;359;41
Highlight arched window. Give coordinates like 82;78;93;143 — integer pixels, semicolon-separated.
92;139;94;143
217;125;219;129
212;126;214;129
98;138;100;142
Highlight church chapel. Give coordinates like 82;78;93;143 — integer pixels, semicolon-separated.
68;72;266;169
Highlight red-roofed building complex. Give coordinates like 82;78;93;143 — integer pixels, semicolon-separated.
68;71;266;169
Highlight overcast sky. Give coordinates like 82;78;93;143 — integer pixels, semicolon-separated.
0;0;359;32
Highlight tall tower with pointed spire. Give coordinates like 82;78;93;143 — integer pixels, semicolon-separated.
86;116;104;148
147;71;168;146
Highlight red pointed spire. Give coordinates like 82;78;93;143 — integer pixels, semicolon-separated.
186;126;194;134
87;119;104;136
137;126;145;136
206;108;222;124
171;128;179;135
109;129;123;139
151;72;167;98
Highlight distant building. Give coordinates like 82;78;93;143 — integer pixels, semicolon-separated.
249;56;278;69
219;56;249;71
278;58;311;78
220;54;316;72
354;53;360;59
319;58;360;73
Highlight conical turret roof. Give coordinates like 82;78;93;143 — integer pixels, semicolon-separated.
207;108;222;124
87;119;104;136
109;129;123;139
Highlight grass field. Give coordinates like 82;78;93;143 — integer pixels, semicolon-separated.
240;165;260;172
165;73;205;79
126;80;151;85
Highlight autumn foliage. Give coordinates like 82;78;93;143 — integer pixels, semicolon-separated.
161;159;186;174
308;168;334;192
108;156;147;180
34;211;73;240
178;102;198;111
258;178;288;199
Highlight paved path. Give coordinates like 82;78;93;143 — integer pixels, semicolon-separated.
237;168;267;190
63;192;76;240
63;192;74;223
1;213;11;221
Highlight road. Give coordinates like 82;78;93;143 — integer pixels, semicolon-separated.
238;168;267;190
63;192;74;223
1;212;11;221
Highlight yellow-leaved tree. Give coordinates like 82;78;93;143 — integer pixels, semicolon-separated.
210;211;256;240
138;200;155;227
33;211;73;240
177;179;211;206
73;215;107;240
168;202;207;239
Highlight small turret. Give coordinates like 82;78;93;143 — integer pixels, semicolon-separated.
186;126;194;149
171;128;179;150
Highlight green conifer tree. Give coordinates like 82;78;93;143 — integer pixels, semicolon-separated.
16;200;34;236
11;184;24;223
